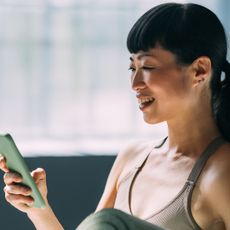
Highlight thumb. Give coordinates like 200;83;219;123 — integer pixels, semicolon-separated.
31;168;46;184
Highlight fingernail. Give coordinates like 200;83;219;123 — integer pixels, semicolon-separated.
29;200;34;205
16;177;22;182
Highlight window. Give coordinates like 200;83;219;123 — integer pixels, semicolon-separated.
0;0;228;155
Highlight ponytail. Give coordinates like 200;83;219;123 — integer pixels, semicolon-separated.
214;60;230;141
222;60;230;85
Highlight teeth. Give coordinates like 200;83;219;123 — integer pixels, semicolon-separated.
138;97;154;104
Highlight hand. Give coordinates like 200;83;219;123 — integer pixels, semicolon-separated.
0;154;48;214
0;155;64;230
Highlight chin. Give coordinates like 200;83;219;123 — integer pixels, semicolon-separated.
143;116;162;125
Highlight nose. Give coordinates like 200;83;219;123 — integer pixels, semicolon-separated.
131;70;146;91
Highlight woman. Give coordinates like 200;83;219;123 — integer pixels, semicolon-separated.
1;3;230;230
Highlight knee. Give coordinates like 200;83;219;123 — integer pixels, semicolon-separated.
76;208;130;230
96;208;127;218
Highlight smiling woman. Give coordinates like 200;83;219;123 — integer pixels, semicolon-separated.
0;1;230;230
129;47;193;124
80;2;230;230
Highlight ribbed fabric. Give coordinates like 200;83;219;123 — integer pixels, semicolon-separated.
114;137;226;230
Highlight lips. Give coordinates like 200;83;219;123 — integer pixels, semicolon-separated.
138;97;155;110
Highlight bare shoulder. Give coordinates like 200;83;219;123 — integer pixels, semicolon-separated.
203;141;230;192
117;140;153;169
95;138;163;211
116;138;163;186
201;141;230;227
207;141;230;176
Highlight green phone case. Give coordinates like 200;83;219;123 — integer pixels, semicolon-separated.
0;134;46;208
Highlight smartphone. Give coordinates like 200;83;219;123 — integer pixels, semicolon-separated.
0;134;46;208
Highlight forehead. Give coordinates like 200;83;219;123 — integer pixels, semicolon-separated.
129;47;177;63
130;51;156;61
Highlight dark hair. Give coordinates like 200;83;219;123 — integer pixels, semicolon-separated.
127;3;230;141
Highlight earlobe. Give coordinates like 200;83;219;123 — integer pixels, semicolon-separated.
191;56;212;86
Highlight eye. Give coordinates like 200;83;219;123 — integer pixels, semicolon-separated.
128;66;136;72
142;66;155;71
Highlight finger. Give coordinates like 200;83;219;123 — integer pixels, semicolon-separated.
5;192;34;206
31;168;46;183
3;172;22;184
0;155;9;173
4;184;32;196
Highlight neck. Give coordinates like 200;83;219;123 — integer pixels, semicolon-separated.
166;112;221;157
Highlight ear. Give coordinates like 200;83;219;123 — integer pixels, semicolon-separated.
190;56;212;87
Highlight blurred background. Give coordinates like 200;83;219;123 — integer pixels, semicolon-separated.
0;0;229;156
0;0;230;229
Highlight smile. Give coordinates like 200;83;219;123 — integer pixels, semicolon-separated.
138;97;155;110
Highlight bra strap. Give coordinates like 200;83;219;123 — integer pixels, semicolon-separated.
187;136;226;185
129;137;168;215
135;137;168;169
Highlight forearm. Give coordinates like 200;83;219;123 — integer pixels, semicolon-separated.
27;204;64;230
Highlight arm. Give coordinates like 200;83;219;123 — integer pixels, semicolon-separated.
1;144;132;230
205;150;230;229
210;167;230;229
26;169;64;230
0;140;150;229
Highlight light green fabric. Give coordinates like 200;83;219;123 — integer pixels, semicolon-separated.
76;209;165;230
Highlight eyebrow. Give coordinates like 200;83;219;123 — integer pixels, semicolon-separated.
129;53;156;62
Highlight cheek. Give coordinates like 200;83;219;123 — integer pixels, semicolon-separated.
153;85;189;118
146;69;191;101
154;79;190;100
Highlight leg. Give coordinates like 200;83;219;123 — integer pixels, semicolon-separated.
76;208;165;230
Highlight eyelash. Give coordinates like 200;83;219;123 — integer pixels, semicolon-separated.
128;67;135;72
142;67;155;71
128;66;155;72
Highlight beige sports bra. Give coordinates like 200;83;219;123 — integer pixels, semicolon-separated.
114;137;226;230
